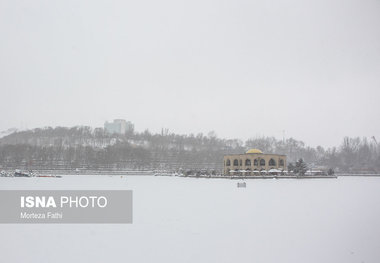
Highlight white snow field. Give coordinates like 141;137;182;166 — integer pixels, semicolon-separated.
0;175;379;263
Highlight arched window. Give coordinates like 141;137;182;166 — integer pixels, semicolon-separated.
260;159;265;166
226;159;231;166
245;159;251;166
279;159;284;166
254;159;258;166
233;159;239;166
269;159;276;166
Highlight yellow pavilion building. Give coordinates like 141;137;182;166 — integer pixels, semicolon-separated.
223;149;286;175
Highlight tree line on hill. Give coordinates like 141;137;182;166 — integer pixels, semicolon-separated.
0;126;379;173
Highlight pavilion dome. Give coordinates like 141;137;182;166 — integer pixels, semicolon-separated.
246;149;263;154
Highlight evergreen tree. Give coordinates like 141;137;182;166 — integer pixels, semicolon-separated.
294;159;308;175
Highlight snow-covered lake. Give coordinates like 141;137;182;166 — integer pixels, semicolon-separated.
1;175;379;263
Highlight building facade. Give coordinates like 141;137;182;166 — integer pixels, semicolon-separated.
104;119;134;134
223;149;286;175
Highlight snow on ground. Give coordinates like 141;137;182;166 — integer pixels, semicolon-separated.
0;176;379;263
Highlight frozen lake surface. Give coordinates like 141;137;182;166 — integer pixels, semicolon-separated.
1;175;379;263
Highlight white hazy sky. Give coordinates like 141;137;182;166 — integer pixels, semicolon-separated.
0;0;379;147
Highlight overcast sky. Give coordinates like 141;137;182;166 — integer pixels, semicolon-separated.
0;0;379;147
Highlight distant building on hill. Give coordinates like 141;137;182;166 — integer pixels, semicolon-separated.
224;149;286;175
104;119;134;134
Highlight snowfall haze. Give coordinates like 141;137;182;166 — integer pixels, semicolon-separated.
0;0;380;147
